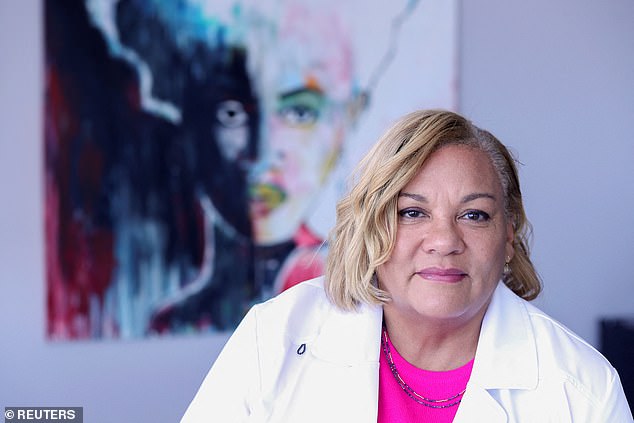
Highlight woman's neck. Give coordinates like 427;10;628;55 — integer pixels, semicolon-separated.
381;304;487;371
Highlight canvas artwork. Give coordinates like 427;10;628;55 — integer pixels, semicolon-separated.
45;0;458;340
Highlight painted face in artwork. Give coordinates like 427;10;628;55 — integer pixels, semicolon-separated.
106;0;365;245
248;3;360;245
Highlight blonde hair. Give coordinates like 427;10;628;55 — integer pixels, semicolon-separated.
325;109;541;310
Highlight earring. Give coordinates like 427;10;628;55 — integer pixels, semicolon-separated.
504;256;511;275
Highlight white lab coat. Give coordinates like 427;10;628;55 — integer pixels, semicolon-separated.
182;277;633;422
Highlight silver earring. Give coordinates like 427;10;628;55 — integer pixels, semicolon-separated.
504;256;511;275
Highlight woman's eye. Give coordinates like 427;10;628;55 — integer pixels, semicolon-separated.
398;209;425;219
461;210;491;222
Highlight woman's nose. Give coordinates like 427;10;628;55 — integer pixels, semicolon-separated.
421;218;465;256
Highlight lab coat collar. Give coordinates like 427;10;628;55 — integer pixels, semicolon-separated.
471;282;539;391
307;280;539;389
286;278;539;422
454;282;539;422
311;299;384;366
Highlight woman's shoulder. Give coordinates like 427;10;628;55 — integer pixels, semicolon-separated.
250;276;334;339
521;299;622;403
524;300;610;366
482;286;631;420
258;276;330;314
495;284;611;371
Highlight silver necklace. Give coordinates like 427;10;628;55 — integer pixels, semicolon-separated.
381;327;466;409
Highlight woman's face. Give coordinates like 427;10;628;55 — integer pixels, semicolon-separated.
377;144;515;326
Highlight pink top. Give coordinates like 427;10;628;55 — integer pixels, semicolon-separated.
378;332;474;423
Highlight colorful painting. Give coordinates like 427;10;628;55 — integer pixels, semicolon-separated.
45;0;457;339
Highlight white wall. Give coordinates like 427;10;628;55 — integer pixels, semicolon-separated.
1;1;632;421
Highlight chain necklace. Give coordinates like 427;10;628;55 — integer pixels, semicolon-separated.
381;326;466;409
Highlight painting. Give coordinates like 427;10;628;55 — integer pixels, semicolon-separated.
45;0;458;339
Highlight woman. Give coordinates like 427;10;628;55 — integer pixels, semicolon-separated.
181;110;632;422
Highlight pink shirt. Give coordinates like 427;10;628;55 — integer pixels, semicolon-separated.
378;333;474;423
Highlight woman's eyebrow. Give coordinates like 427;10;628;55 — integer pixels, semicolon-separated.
399;192;426;202
398;192;496;203
461;192;497;203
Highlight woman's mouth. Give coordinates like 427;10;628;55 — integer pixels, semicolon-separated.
416;267;467;283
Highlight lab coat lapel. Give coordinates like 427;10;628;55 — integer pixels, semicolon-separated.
473;283;538;391
453;283;539;422
311;301;383;365
453;385;508;422
283;282;538;422
309;301;383;421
